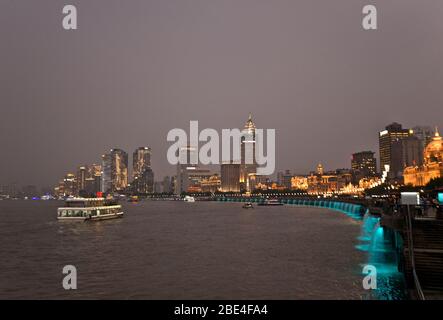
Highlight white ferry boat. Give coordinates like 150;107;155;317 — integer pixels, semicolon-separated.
57;198;123;221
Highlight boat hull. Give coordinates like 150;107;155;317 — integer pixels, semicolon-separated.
58;212;124;221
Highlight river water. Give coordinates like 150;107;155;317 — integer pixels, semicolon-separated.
0;200;403;299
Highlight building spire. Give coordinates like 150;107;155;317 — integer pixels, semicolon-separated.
244;113;256;130
435;126;440;137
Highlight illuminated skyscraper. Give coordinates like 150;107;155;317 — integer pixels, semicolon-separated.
76;166;87;192
351;151;377;178
131;147;154;193
379;123;412;181
240;113;257;192
101;149;128;193
133;147;152;180
76;164;102;196
221;161;241;192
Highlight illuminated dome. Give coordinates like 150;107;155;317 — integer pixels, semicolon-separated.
424;128;443;164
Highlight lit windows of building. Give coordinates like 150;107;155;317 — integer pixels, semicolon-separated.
351;151;377;177
378;122;412;182
201;174;221;193
102;149;128;193
221;161;241;192
132;147;153;193
291;176;308;190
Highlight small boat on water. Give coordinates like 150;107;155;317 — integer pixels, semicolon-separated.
128;195;139;203
184;195;195;202
258;199;283;206
57;198;123;221
242;202;254;209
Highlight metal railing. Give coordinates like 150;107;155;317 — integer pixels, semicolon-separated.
405;205;426;300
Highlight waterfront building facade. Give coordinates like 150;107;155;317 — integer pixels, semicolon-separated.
307;166;353;194
200;174;222;193
404;129;443;186
291;176;308;190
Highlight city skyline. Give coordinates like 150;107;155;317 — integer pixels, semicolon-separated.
1;119;441;191
27;118;441;197
1;1;443;187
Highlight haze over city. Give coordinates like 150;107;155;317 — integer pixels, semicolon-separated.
1;0;443;188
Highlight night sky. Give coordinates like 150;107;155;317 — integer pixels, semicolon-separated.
1;0;442;188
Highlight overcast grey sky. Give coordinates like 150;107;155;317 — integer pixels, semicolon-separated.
1;0;442;187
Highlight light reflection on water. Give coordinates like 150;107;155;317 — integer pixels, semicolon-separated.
251;198;407;300
356;212;406;300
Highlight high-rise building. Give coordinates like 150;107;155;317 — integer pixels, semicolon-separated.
412;126;434;152
101;149;128;193
59;173;76;196
398;136;422;167
277;170;292;189
133;167;154;193
76;164;102;196
240;114;257;192
162;176;172;193
133;147;152;180
132;147;153;193
221;161;241;192
176;146;196;194
76;166;87;192
351;151;377;181
101;153;112;193
379;122;412;181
